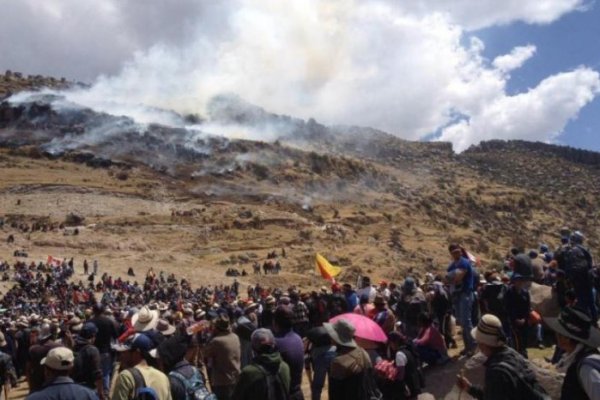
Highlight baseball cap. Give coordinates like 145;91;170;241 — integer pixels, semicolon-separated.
112;333;155;353
41;347;74;370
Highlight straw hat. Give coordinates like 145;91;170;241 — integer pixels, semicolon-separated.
132;306;159;332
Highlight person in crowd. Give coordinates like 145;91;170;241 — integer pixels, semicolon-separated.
72;322;105;399
305;326;336;400
273;306;304;400
456;314;548;400
505;254;533;358
290;291;310;338
232;328;291;400
0;332;17;396
343;284;359;311
373;294;396;334
353;293;374;316
386;331;423;400
112;333;172;400
89;303;119;393
446;244;476;356
203;314;241;400
154;333;214;400
412;313;448;366
324;319;373;400
27;324;61;393
26;347;97;400
546;306;600;400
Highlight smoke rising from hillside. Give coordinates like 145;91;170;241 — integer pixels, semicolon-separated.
2;0;599;151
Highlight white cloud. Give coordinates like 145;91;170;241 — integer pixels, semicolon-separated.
394;0;585;29
493;45;537;73
439;68;600;152
1;0;598;153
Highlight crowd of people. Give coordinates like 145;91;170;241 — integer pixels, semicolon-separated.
0;228;598;399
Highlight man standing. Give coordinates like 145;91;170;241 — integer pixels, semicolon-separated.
26;347;97;400
456;314;549;400
72;322;105;399
90;303;118;394
232;328;291;400
204;314;241;400
112;333;172;400
0;332;17;398
545;306;600;400
273;306;304;400
505;258;532;358
325;320;373;400
447;244;476;356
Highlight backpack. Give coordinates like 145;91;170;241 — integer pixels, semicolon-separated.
169;368;217;400
493;362;550;400
254;363;290;400
128;368;159;400
482;283;508;318
72;344;95;387
560;245;592;277
359;366;383;400
399;345;424;396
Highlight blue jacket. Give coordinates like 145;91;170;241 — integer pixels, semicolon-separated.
26;376;98;400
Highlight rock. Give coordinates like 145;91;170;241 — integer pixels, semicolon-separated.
530;282;559;317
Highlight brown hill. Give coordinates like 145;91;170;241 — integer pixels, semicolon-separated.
1;77;599;292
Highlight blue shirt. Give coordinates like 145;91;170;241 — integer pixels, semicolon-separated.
345;291;359;311
26;376;98;400
447;256;474;292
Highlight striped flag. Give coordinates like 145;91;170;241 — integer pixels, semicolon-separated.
315;253;342;282
47;255;63;267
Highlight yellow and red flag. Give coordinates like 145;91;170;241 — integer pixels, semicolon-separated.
315;253;342;282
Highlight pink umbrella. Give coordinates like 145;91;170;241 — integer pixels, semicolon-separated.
329;313;387;343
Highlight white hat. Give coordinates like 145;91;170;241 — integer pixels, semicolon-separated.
132;306;159;332
41;347;74;371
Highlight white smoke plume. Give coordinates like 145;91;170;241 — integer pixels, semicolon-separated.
1;0;599;152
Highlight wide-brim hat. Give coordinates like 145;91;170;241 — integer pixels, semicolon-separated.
156;319;176;336
323;320;356;348
545;307;600;348
132;306;159;332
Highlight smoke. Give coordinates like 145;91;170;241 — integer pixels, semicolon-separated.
2;0;598;151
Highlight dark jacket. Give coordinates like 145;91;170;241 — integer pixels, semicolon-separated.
72;340;102;389
25;376;98;400
232;351;291;400
561;346;599;400
328;346;371;400
468;346;546;400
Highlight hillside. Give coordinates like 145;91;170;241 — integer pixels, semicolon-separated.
0;76;599;292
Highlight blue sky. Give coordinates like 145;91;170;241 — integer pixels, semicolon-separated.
475;4;600;150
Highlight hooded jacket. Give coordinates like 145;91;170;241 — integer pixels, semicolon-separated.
232;351;291;400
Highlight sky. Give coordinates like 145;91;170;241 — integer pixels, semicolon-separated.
0;0;598;153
